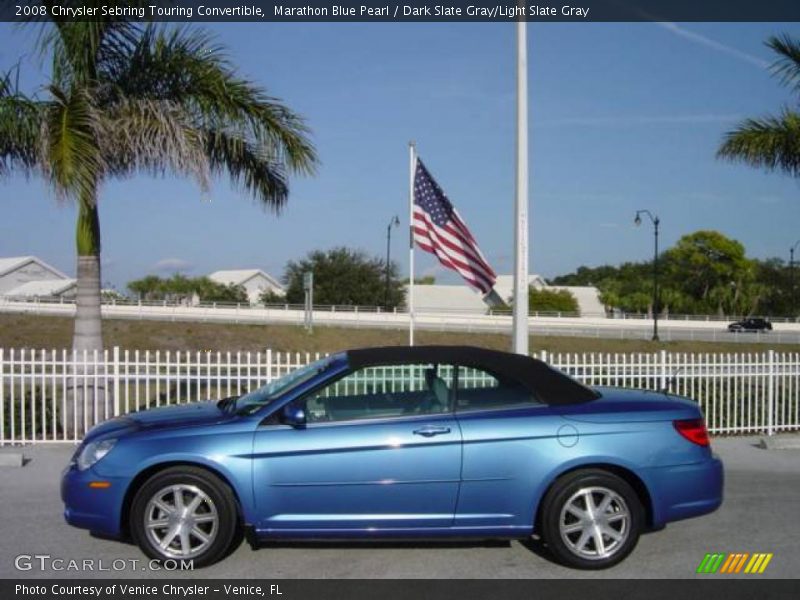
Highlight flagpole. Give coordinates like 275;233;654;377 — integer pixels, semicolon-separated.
512;16;529;355
408;141;416;346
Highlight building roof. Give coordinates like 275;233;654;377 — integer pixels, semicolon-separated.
0;256;69;280
208;269;284;291
5;278;77;297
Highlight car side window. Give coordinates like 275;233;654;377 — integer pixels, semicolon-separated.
455;366;542;412
297;363;455;423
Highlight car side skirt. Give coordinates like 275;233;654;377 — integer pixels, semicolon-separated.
251;525;533;541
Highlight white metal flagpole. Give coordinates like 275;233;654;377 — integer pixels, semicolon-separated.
512;17;529;355
408;141;416;346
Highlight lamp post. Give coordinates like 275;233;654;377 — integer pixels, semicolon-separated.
385;215;400;309
791;240;800;318
635;210;660;341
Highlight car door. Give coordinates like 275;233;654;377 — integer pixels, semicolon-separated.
453;365;568;534
252;362;462;534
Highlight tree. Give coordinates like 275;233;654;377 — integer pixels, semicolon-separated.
550;265;619;287
259;289;286;305
0;12;317;354
128;274;247;303
283;247;405;308
662;231;756;314
551;230;768;316
718;34;800;178
752;258;791;316
412;276;436;285
528;288;579;314
569;261;654;314
1;14;316;434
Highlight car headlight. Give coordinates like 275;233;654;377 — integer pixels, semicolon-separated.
76;439;117;471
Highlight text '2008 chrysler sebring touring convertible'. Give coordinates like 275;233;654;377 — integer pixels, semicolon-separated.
62;345;723;569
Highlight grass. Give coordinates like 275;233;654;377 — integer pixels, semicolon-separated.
1;313;797;354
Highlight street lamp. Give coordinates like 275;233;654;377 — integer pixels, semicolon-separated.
791;240;800;318
385;215;400;309
634;209;661;341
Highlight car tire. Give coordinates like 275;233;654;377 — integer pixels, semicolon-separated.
130;466;239;568
538;469;644;570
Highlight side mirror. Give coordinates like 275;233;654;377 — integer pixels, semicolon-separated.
282;405;307;428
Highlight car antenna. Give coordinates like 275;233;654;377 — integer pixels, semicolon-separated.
660;366;684;394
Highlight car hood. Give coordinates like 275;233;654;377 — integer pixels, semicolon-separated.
83;415;140;442
83;401;233;442
558;386;701;423
127;400;232;430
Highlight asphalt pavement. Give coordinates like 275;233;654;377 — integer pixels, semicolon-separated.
1;437;798;579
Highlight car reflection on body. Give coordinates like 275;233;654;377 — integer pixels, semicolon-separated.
61;345;723;569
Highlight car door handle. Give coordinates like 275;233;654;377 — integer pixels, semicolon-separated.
413;426;451;437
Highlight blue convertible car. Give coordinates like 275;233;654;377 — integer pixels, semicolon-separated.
62;346;723;569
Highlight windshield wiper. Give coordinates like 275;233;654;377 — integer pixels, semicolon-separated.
216;395;240;413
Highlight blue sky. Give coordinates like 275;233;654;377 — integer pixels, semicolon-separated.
1;21;799;290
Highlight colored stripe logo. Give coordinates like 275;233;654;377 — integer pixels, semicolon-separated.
697;553;773;574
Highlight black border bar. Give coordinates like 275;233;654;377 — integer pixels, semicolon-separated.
4;579;800;600
4;1;800;23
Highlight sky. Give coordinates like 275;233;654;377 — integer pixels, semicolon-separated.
1;21;800;291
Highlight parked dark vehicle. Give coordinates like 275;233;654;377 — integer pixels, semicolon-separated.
728;318;772;333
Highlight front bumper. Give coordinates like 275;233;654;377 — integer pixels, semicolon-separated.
61;464;129;538
646;455;724;527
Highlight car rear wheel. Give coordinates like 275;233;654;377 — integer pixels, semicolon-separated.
539;469;643;569
130;466;239;568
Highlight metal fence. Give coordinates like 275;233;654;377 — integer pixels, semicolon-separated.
4;294;800;323
1;347;798;445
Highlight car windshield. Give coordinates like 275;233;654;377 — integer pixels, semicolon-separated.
235;355;337;414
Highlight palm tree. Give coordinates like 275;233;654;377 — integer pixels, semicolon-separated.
718;34;800;176
0;15;316;433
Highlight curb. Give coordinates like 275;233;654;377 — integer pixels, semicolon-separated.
759;436;800;450
0;453;24;467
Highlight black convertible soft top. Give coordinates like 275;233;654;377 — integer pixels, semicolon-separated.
346;345;599;406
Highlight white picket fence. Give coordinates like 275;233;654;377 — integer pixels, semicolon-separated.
1;347;798;445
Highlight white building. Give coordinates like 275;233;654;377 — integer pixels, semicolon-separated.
408;273;604;317
0;256;74;298
493;274;549;301
407;284;486;314
208;269;285;305
4;278;77;299
553;285;606;317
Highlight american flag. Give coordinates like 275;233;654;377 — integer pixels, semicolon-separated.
413;159;497;294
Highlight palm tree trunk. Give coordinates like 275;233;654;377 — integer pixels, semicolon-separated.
66;191;105;438
73;195;103;352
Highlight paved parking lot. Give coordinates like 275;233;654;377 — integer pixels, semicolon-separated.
1;437;798;579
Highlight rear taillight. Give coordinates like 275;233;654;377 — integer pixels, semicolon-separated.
673;418;710;447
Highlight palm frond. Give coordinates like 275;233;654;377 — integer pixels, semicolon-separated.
14;19;316;213
35;5;139;88
109;26;317;189
767;34;800;92
717;109;800;177
44;85;103;200
205;128;289;211
0;69;45;177
99;96;210;190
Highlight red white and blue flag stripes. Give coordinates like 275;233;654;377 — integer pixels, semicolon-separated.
412;159;497;294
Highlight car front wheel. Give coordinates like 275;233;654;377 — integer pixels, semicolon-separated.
539;469;644;569
130;466;239;568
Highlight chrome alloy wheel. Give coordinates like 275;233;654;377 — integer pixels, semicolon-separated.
558;486;630;560
144;484;219;559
